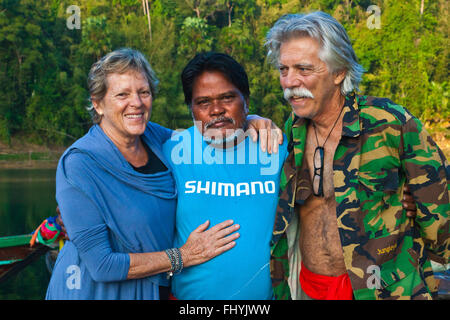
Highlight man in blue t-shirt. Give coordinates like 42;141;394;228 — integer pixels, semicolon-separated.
162;52;288;299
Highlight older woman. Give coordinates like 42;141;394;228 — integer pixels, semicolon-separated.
45;49;247;300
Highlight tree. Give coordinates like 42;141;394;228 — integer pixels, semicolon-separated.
0;0;447;146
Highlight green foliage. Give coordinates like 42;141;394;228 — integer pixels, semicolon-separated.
178;17;214;56
0;0;448;146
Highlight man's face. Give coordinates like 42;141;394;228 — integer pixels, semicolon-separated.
191;71;248;144
278;37;345;120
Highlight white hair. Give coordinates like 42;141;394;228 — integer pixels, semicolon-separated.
265;12;365;95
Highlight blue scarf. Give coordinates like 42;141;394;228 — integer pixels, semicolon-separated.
61;124;177;199
47;123;177;300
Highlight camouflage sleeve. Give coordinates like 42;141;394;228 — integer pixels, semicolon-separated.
401;117;450;263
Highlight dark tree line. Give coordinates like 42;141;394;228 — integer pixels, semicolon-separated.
0;0;448;145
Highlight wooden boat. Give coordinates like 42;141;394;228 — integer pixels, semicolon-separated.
0;234;50;283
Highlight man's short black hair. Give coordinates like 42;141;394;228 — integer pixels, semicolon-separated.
181;52;250;107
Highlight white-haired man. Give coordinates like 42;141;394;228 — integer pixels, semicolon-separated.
266;12;449;300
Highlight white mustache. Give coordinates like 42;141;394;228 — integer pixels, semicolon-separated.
284;87;314;101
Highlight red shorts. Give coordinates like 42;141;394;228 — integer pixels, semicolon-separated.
169;293;178;300
299;262;353;300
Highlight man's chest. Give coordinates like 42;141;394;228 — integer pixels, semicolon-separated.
303;125;342;198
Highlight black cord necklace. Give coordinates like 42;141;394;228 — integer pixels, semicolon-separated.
311;106;344;197
312;106;345;149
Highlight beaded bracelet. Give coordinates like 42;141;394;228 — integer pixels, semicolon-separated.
165;248;183;277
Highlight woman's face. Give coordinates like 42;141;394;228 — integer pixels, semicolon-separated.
93;70;152;143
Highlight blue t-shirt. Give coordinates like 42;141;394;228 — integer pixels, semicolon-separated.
162;126;288;300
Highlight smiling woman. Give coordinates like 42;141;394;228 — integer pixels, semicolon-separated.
86;49;159;125
92;71;153;167
94;72;152;136
45;48;241;300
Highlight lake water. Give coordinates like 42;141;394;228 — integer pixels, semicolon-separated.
0;169;56;299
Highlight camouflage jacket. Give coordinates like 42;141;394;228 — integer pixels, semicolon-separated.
270;93;450;300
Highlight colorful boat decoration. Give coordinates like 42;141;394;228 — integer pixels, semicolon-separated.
0;234;50;283
0;216;65;284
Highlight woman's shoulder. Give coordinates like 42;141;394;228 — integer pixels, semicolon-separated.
145;121;174;144
59;127;99;168
60;148;91;169
57;127;107;185
57;148;96;186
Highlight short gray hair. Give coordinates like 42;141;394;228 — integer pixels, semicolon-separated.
265;12;364;95
87;48;159;124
